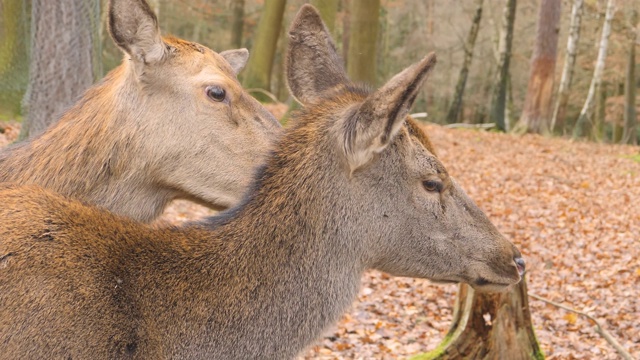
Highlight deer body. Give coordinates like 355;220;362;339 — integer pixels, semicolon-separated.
0;0;281;222
0;6;523;359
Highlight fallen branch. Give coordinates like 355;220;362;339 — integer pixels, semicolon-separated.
528;292;633;360
246;88;282;104
444;122;496;130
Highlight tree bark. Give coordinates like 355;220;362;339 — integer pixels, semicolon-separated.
622;10;638;145
311;0;338;33
231;0;245;49
242;0;286;101
573;0;616;139
20;0;100;139
515;0;561;135
412;279;543;360
551;0;584;133
488;0;516;132
446;0;484;124
346;0;380;85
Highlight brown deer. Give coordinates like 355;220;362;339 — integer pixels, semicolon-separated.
0;0;281;222
0;6;524;359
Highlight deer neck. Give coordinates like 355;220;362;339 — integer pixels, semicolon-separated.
0;65;171;222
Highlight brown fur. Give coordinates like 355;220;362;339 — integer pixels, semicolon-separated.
0;0;281;222
0;6;522;359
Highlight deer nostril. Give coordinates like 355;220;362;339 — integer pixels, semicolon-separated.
514;257;526;276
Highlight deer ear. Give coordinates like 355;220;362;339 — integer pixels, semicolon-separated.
343;53;437;172
108;0;166;64
220;49;249;76
286;4;349;105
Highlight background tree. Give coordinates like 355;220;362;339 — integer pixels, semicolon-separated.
622;9;637;145
231;0;245;48
445;0;484;124
242;0;287;101
573;0;616;139
515;0;562;134
347;0;380;85
20;0;100;139
551;0;584;133
488;0;517;131
310;0;338;33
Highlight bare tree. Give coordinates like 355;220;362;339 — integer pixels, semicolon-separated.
488;0;517;131
446;0;484;124
242;0;287;101
551;0;584;133
21;0;100;139
231;0;245;49
311;0;338;33
515;0;562;134
622;9;638;145
347;0;380;85
573;0;616;139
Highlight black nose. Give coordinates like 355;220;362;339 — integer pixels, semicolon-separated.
514;257;526;276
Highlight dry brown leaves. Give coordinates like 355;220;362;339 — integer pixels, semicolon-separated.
2;122;638;359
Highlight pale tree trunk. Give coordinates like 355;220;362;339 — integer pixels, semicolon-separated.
20;0;100;139
488;0;516;132
413;279;542;360
515;0;562;135
573;0;616;139
446;0;484;124
551;0;584;133
622;10;638;145
242;0;287;101
311;0;338;33
231;0;245;49
347;0;380;85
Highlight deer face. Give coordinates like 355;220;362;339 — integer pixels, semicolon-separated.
109;0;281;210
286;5;523;291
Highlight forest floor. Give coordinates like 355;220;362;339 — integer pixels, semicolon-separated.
1;120;638;359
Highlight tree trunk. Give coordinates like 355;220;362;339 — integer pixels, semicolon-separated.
242;0;286;101
488;0;517;132
593;82;607;141
622;10;638;145
515;0;561;135
412;279;543;360
346;0;380;85
231;0;245;49
446;0;484;124
573;0;616;139
311;0;338;33
551;0;584;133
20;0;100;139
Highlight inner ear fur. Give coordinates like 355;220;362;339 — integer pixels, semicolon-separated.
286;4;349;105
108;0;166;64
343;53;437;172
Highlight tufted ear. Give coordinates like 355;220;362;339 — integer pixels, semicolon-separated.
220;49;249;76
342;53;437;172
108;0;166;65
286;4;349;105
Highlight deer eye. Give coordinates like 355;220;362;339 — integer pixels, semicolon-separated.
206;85;226;102
423;180;443;193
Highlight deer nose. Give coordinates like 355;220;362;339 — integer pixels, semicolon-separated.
514;257;526;276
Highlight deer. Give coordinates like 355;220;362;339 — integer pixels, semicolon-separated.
0;0;281;222
0;5;525;359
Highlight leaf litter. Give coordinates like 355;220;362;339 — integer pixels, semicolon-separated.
2;122;638;359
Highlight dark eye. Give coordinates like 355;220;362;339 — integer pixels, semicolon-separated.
423;180;442;193
206;86;226;102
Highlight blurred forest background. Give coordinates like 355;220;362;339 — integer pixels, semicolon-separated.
1;0;639;143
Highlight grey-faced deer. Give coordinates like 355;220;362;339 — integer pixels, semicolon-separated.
0;5;524;359
0;0;281;222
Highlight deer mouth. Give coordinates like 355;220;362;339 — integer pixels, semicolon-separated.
471;276;517;292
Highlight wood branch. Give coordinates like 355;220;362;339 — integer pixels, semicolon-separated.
528;293;633;360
